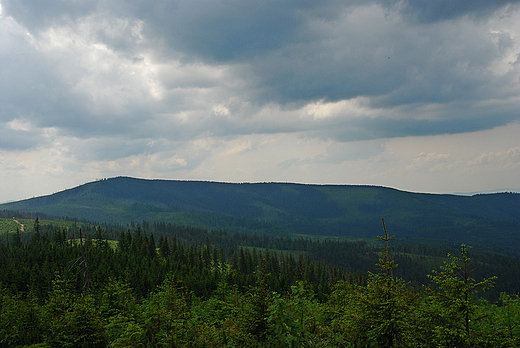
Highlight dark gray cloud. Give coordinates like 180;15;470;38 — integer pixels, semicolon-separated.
0;125;45;151
249;6;518;107
1;0;520;153
1;0;98;30
387;0;520;23
1;0;349;60
6;0;516;59
300;97;520;143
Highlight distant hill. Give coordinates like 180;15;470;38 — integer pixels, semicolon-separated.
2;176;520;251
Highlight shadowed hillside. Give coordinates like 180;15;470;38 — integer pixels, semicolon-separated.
2;176;520;250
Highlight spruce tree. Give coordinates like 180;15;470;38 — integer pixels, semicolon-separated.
329;218;417;347
424;244;497;346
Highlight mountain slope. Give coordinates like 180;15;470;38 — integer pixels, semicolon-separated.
2;176;520;250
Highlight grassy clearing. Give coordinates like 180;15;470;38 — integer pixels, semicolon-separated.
68;238;118;250
291;233;382;247
0;218;23;233
0;218;95;234
239;245;310;258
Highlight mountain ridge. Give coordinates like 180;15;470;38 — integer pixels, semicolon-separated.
2;176;520;250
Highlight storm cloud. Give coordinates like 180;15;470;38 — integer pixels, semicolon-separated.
1;0;519;200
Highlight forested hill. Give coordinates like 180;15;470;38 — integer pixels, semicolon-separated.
2;176;520;250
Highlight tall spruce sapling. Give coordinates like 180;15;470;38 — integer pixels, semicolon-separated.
376;217;397;280
425;243;497;345
12;227;22;248
365;217;409;347
337;218;416;347
30;216;42;245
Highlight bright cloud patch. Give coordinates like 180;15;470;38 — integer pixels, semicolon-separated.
469;147;520;168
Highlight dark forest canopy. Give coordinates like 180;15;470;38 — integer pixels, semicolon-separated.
2;217;520;298
0;218;519;347
2;176;520;251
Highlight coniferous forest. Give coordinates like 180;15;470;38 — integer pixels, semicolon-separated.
1;216;520;347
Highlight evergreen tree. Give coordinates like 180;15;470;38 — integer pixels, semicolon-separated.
43;275;107;348
423;244;497;347
158;235;170;258
328;218;417;347
11;228;22;248
30;217;42;245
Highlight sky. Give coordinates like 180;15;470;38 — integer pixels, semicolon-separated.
1;0;520;202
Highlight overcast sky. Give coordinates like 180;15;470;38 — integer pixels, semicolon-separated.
1;0;520;202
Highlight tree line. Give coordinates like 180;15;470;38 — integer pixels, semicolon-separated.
0;218;519;347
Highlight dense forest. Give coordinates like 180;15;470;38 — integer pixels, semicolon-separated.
3;177;520;252
1;217;520;347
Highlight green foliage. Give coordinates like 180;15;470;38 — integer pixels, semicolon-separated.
327;220;419;348
3;177;520;251
0;289;43;347
0;218;24;235
42;275;107;348
99;279;136;319
1;216;520;347
466;295;520;347
141;277;191;346
422;244;498;347
0;217;94;236
268;281;338;347
241;260;273;342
